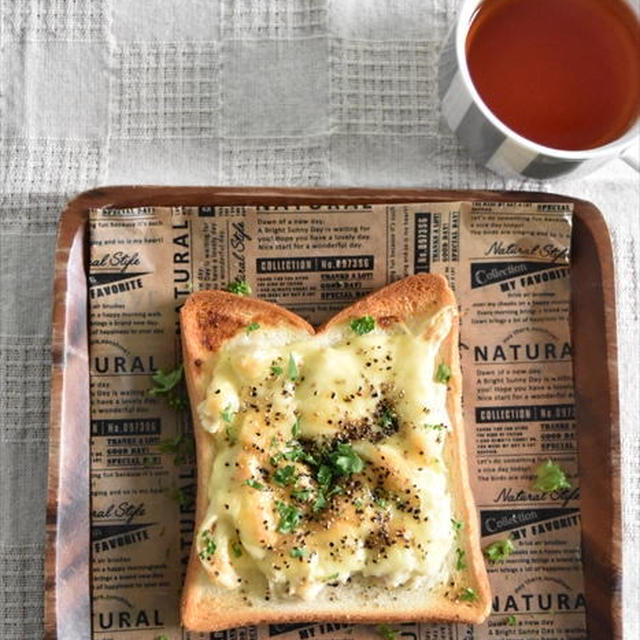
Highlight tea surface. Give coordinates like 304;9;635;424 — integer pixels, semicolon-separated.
466;0;640;150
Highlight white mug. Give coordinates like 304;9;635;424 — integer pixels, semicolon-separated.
438;0;640;179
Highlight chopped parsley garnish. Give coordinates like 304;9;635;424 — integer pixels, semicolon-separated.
270;453;284;466
328;443;364;475
317;464;333;487
484;538;515;564
376;624;398;640
273;465;297;487
290;547;307;558
220;405;236;442
273;441;366;514
281;443;316;465
271;365;283;376
291;488;311;502
226;279;252;296
168;487;190;508
425;423;446;431
287;354;299;381
350;315;375;335
459;587;478;602
312;493;328;512
157;433;194;465
291;417;301;438
451;518;464;532
148;365;187;409
149;366;183;395
220;404;234;423
245;478;265;490
455;547;467;570
246;322;260;333
326;572;339;581
232;542;243;558
532;459;571;493
373;495;388;509
199;530;217;560
275;501;301;534
507;615;517;626
435;362;451;383
378;407;396;430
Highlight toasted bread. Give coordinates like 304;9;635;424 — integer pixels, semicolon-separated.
180;274;490;631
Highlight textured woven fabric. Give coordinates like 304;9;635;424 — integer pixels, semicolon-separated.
0;1;638;638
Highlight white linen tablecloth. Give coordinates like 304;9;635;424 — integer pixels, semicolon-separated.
0;1;638;638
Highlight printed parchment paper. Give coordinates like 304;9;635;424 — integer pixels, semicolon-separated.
88;201;584;640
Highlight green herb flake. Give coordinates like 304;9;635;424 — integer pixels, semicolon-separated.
373;495;388;509
281;444;302;462
328;443;365;475
459;587;478;602
287;354;299;381
455;547;467;570
246;322;260;333
157;433;194;465
425;423;446;431
232;542;243;558
532;459;571;493
316;464;333;487
169;487;189;508
435;362;451;383
507;615;517;626
291;417;301;438
378;407;396;430
273;465;297;487
350;315;375;335
451;518;464;532
484;538;515;564
149;365;187;409
275;501;301;534
220;404;234;423
149;365;183;396
271;365;283;376
312;493;328;512
290;547;307;558
245;478;265;491
326;572;339;582
199;530;217;560
226;279;252;296
167;394;188;410
291;488;311;502
281;443;316;465
376;624;399;640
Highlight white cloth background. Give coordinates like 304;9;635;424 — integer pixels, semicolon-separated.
0;1;638;638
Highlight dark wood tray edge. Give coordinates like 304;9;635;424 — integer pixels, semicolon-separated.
44;186;621;639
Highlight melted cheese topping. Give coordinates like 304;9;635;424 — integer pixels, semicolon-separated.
196;307;459;600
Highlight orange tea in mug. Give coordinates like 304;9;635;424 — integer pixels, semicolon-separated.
465;0;640;150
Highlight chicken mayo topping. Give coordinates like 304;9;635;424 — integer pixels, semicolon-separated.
196;307;461;600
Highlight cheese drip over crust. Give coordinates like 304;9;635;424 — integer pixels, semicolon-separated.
196;307;458;600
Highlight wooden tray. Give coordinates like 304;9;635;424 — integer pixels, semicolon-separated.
44;187;621;639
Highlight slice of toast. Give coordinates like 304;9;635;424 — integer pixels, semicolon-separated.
180;274;490;631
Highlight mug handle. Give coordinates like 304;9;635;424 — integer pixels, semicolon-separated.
621;144;639;173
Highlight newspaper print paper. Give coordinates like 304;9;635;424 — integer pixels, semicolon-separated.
88;201;584;640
